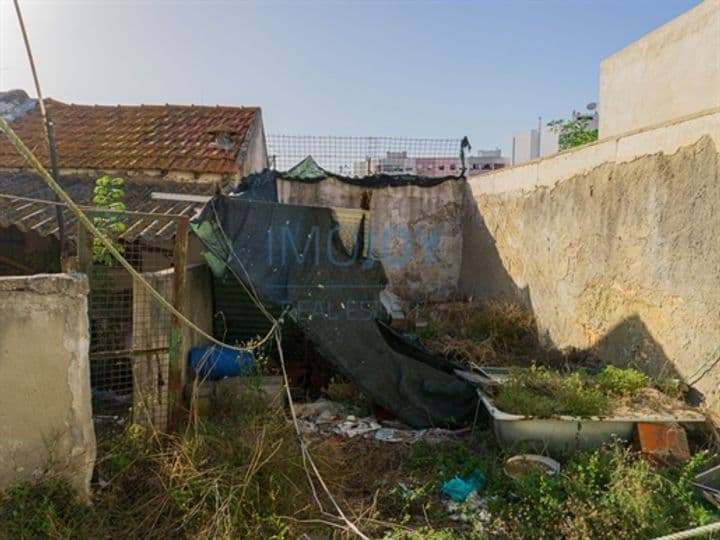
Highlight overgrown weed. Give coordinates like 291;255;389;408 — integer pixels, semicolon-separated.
0;386;337;539
495;364;657;417
413;300;598;369
493;364;686;417
496;444;715;539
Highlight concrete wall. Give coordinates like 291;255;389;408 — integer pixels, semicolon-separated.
239;113;269;181
0;273;95;497
277;177;466;302
599;0;720;138
463;111;720;412
471;109;720;196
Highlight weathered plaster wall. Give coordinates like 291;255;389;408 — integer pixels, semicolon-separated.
463;136;720;410
180;264;214;384
599;0;720;138
238;113;269;182
0;273;95;497
277;177;466;301
469;109;720;196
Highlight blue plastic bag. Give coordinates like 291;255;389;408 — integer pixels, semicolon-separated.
441;469;485;502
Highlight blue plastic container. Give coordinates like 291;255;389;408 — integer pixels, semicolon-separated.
188;345;255;380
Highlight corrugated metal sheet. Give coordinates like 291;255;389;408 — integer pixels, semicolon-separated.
0;171;216;241
212;275;275;345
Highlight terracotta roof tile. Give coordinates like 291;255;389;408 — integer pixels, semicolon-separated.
0;99;261;176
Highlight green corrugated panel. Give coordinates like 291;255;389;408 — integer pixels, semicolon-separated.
212;275;276;345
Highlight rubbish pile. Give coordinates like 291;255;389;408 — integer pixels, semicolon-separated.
443;492;492;525
293;398;469;443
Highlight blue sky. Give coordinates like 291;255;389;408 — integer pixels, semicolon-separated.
0;0;701;154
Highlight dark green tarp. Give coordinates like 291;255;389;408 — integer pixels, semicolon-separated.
191;170;477;428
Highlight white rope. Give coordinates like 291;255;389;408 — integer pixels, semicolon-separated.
275;327;370;540
0;111;369;540
652;521;720;540
201;208;370;538
0;116;276;353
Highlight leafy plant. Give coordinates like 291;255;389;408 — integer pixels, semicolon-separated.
497;444;715;539
595;365;650;396
496;365;608;417
0;479;89;538
92;176;126;266
495;365;655;417
548;117;598;150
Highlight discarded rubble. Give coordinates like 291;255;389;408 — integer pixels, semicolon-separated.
293;398;469;443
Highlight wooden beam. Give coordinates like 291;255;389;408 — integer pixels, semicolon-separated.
151;192;212;203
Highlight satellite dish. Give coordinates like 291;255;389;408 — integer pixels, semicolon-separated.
587;102;597;111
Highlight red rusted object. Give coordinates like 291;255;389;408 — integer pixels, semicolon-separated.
634;422;690;464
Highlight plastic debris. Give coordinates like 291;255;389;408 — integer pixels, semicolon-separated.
374;426;469;444
293;398;471;443
292;398;337;420
333;417;382;438
692;464;720;508
441;469;486;502
444;491;492;524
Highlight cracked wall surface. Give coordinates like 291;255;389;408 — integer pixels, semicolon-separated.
463;136;720;411
278;177;466;301
0;273;95;497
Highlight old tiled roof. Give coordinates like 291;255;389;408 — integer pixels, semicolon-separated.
0;171;216;242
0;99;260;175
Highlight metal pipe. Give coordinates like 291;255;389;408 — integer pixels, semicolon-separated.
13;0;65;263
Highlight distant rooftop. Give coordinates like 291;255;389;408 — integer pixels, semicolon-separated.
0;90;261;176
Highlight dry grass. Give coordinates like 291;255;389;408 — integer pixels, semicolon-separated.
0;385;453;539
412;299;600;370
1;300;712;539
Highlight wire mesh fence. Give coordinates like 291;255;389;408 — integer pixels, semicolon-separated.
79;210;189;437
267;134;464;176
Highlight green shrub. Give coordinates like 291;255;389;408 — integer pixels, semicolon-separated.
495;365;658;417
497;444;714;539
496;365;608;416
0;479;90;539
595;365;650;396
91;175;126;266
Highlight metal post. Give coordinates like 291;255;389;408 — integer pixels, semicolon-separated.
77;221;93;283
168;216;189;431
14;0;65;264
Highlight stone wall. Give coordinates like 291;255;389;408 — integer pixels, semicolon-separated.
0;273;95;497
463;135;720;411
599;0;720;138
278;177;466;302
